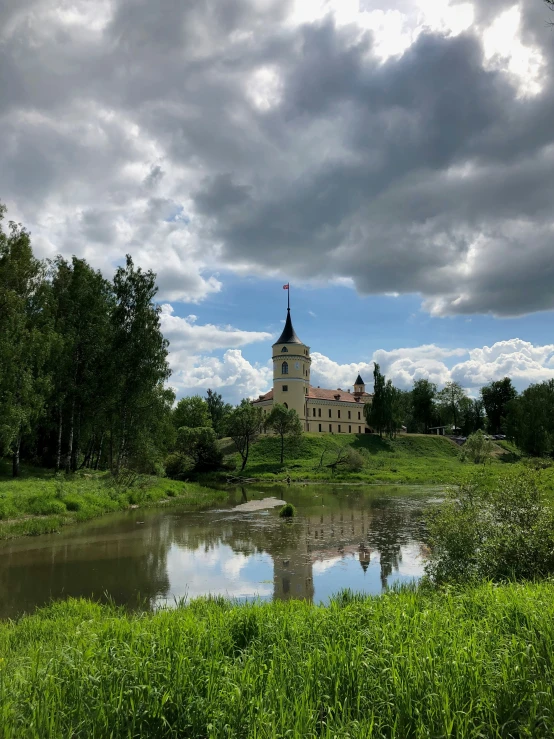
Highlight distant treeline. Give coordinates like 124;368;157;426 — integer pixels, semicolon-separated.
366;364;554;457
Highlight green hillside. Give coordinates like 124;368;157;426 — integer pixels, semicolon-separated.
225;433;479;484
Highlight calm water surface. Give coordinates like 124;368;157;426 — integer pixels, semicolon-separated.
0;484;440;619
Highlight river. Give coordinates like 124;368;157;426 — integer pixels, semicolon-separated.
0;483;442;619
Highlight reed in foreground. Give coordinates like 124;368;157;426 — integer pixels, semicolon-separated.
1;582;554;737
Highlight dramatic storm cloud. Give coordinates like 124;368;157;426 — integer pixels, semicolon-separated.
1;0;553;315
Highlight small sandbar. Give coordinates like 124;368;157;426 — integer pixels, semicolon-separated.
233;497;286;512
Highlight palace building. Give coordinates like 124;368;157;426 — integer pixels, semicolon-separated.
252;305;373;434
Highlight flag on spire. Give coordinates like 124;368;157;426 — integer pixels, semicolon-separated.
283;283;289;290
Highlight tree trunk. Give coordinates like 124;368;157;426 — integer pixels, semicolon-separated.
72;405;81;472
66;397;75;473
12;436;21;478
240;437;249;472
94;432;104;470
55;406;63;472
116;407;127;476
80;436;94;469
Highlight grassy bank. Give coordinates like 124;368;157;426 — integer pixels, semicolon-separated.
0;463;226;541
224;432;554;489
1;582;554;737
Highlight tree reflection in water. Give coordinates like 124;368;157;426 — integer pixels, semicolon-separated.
0;483;433;617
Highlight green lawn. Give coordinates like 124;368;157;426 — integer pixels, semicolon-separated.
2;582;554;737
223;432;548;486
0;463;226;541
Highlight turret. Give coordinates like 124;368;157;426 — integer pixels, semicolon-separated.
272;308;311;427
353;373;365;396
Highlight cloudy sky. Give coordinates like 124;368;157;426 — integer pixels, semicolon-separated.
2;0;554;402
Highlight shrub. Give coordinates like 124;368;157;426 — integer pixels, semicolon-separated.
459;430;494;464
164;453;191;479
426;471;554;584
27;497;67;516
64;498;82;512
279;503;296;518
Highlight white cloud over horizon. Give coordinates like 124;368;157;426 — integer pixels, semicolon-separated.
162;310;554;403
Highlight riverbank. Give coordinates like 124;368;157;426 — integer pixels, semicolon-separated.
0;464;226;540
1;581;553;737
219;433;554;492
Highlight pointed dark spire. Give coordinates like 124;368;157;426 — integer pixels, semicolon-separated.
355;374;365;386
274;309;302;345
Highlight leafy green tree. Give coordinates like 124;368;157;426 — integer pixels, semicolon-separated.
176;426;222;472
395;389;414;432
109;255;171;474
206;389;232;437
225;400;263;471
436;381;465;430
47;257;114;472
480;378;517;435
365;363;386;437
265;403;302;464
506;380;554;457
0;206;52;476
383;380;404;439
411;379;436;433
458;397;485;436
173;396;212;430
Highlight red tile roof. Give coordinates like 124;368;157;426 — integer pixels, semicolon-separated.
253;390;273;403
253;387;372;404
308;387;372;403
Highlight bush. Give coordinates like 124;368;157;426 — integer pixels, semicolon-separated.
64;498;82;512
344;447;364;472
279;503;296;518
27;497;67;516
164;453;191;479
459;430;493;464
426;471;554;584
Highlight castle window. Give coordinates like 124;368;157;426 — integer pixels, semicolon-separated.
281;347;288;352
348;411;351;419
318;408;321;417
283;403;288;409
307;423;309;431
359;426;361;433
358;412;361;420
319;424;322;432
329;424;332;432
282;361;289;374
283;385;288;392
328;409;332;418
349;425;352;433
338;425;341;433
338;410;341;419
313;408;316;417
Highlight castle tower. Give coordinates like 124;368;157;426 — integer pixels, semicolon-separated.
272;304;311;429
353;373;365;397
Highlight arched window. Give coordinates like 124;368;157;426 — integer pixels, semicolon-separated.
281;347;288;352
283;402;288;409
282;361;289;375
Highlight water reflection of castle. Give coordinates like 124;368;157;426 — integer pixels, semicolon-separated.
272;506;405;601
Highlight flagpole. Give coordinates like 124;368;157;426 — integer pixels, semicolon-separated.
288;283;290;311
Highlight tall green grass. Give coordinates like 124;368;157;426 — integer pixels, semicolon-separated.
0;466;226;540
1;582;554;737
